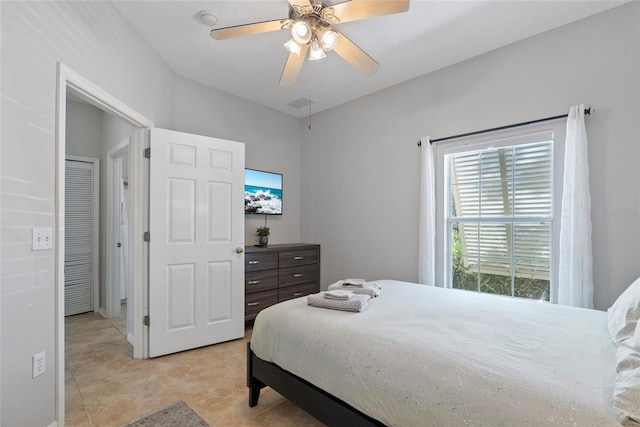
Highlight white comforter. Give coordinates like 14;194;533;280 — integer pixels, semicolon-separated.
251;280;619;426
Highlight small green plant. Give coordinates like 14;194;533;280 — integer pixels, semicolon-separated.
256;226;270;237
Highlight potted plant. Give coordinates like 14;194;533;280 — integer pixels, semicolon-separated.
257;226;270;247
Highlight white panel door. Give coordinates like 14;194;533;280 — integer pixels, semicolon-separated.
148;128;245;357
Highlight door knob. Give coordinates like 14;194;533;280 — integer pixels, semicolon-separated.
235;247;244;254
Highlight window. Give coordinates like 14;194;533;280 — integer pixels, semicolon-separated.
445;131;557;301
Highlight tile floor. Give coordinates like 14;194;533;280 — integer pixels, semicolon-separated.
65;307;324;426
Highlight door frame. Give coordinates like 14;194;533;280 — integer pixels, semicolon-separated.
55;63;153;425
106;139;129;320
64;155;101;315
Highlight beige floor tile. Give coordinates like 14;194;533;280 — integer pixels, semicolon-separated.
65;313;325;427
190;387;287;426
110;303;127;337
65;408;93;427
250;400;326;427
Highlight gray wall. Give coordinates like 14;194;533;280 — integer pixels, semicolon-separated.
301;2;640;311
66;100;103;159
173;75;303;246
1;2;175;425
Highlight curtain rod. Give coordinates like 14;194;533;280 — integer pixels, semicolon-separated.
417;107;592;147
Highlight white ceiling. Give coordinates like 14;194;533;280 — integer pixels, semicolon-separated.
111;0;628;118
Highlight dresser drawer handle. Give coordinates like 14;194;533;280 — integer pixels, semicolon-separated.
247;280;260;285
293;273;304;278
248;260;260;265
293;292;303;297
293;256;304;260
247;302;260;307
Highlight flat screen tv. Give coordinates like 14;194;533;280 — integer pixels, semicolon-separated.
245;168;283;215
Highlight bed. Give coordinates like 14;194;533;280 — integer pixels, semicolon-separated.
248;280;638;426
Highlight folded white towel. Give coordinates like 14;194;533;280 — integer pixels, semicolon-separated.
328;280;382;298
307;292;370;312
324;289;353;300
343;278;366;287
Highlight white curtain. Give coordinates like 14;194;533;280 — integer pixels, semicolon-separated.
418;136;436;286
558;104;593;308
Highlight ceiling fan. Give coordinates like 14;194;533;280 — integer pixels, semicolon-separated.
210;0;410;86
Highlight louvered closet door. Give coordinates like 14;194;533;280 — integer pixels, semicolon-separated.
65;160;96;316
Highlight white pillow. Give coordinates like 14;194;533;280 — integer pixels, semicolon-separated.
613;357;640;425
608;277;640;345
613;322;640;425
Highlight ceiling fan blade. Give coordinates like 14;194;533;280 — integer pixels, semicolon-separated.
332;31;379;75
280;44;310;86
288;0;312;8
329;0;409;24
210;19;286;40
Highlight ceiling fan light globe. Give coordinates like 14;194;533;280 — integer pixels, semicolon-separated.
308;39;327;61
291;21;312;45
319;28;338;51
284;39;302;56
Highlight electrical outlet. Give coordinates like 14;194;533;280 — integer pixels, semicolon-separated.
32;351;45;378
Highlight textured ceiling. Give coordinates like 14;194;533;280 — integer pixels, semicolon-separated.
111;1;628;118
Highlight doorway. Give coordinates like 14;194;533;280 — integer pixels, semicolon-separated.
55;63;153;424
106;140;133;343
65;98;134;320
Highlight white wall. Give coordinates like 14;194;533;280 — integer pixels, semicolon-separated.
0;2;174;425
173;76;303;246
301;2;640;311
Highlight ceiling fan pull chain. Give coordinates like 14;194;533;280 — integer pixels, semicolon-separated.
308;95;313;130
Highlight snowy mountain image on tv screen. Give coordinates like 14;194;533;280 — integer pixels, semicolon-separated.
245;169;282;215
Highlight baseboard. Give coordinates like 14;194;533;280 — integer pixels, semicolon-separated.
47;421;58;427
127;332;135;346
98;307;108;318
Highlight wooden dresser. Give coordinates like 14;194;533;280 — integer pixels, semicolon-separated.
244;243;320;321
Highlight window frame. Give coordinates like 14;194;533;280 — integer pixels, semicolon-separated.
434;120;566;303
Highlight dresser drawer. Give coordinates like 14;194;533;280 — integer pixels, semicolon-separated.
279;264;318;288
244;244;320;321
278;282;318;302
245;252;278;272
245;289;278;320
245;269;278;293
278;248;318;268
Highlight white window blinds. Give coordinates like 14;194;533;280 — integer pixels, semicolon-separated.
448;139;553;300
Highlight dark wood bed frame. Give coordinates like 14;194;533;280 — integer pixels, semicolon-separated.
247;343;386;426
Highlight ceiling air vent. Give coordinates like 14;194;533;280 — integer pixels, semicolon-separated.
287;96;316;109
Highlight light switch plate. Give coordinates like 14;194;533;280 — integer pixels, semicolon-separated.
32;227;53;251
